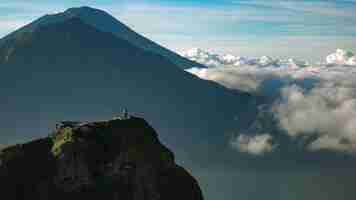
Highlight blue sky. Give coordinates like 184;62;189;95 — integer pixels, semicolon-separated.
1;0;356;61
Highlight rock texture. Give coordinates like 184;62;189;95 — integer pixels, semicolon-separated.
0;117;203;200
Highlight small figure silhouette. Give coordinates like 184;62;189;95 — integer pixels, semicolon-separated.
122;108;129;120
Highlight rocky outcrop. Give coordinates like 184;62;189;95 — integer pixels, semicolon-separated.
0;117;203;200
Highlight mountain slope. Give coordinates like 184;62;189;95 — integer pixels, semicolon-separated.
0;17;257;165
0;117;203;200
0;6;204;69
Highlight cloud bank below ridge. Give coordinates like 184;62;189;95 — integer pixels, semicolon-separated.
183;48;356;155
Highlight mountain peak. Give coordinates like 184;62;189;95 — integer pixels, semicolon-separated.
64;6;101;13
0;6;204;69
61;6;113;20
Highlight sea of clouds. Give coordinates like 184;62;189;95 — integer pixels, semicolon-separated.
182;48;356;155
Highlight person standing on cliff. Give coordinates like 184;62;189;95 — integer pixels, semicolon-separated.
122;108;129;120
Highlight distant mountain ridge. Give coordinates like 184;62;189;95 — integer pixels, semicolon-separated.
0;6;204;69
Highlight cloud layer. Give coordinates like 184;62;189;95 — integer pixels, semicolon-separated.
184;48;356;155
182;48;356;69
181;48;310;68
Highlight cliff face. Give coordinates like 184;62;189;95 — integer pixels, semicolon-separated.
0;117;203;200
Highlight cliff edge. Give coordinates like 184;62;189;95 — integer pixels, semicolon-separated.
0;116;203;200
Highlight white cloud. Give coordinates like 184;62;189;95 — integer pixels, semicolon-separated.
326;49;356;66
184;48;356;154
275;83;356;153
308;135;356;153
180;48;283;68
230;134;276;155
186;67;264;92
183;48;356;69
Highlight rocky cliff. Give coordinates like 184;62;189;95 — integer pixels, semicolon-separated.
0;117;203;200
